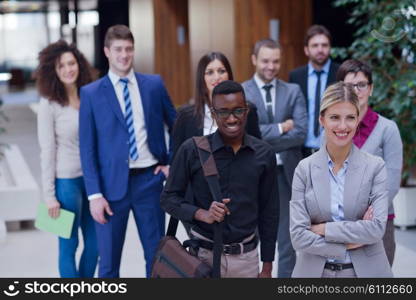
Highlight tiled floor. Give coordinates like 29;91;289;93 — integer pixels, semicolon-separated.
1;93;415;278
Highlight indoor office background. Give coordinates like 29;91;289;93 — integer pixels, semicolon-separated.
0;0;415;277
0;0;354;106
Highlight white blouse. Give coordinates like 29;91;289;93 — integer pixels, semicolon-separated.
203;104;218;135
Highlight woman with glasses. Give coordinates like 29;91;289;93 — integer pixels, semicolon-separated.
336;59;403;267
36;40;98;277
172;52;261;157
290;82;392;277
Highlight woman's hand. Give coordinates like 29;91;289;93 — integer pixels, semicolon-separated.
363;206;373;221
46;199;61;219
346;243;363;250
343;207;373;250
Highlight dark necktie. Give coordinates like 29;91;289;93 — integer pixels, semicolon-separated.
120;78;139;161
314;70;323;137
263;84;274;123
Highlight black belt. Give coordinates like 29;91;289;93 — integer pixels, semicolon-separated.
129;164;157;176
324;262;354;271
198;236;258;255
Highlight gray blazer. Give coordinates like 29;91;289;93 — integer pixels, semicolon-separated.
242;78;307;184
360;114;403;215
290;145;393;277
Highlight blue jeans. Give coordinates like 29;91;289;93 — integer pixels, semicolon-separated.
56;177;98;278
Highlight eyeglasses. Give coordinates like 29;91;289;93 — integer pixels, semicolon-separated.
350;81;370;91
212;108;248;119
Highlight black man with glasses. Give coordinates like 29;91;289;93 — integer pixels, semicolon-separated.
161;80;279;278
242;39;307;278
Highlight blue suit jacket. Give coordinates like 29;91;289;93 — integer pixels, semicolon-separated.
79;72;177;201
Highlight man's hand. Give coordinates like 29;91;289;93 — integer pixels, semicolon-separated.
363;206;373;221
310;223;325;236
194;198;231;224
154;165;170;178
281;119;294;133
46;199;60;219
90;197;113;224
258;262;272;278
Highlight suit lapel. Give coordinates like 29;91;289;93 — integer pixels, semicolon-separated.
311;148;332;220
135;73;150;129
343;145;366;220
247;78;269;123
102;76;126;128
196;125;203;136
300;67;308;108
326;61;338;87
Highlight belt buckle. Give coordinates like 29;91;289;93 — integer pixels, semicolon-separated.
332;263;343;271
223;244;232;255
223;244;231;255
223;243;244;255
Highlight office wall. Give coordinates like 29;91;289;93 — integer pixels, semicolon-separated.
189;0;235;81
129;0;155;74
153;0;191;106
234;0;312;82
129;0;312;106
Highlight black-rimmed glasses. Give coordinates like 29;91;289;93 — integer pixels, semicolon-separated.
211;108;248;119
350;81;370;91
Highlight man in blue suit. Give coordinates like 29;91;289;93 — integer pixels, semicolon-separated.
79;25;177;278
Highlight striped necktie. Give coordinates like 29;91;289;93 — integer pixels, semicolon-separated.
120;77;139;161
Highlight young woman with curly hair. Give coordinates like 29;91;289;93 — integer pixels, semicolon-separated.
36;40;98;277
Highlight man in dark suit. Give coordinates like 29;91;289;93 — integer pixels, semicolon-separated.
289;25;339;157
79;25;176;278
242;39;307;277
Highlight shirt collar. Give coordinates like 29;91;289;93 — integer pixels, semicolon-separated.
254;73;277;90
359;107;378;128
211;130;255;152
108;69;135;86
308;59;331;76
327;152;350;170
204;104;212;117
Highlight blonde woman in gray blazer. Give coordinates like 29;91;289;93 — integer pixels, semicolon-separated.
290;82;393;278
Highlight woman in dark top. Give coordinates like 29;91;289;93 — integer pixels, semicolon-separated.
172;52;261;156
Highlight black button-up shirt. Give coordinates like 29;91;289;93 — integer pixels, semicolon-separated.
161;131;279;262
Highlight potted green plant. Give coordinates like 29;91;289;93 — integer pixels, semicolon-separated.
333;0;416;228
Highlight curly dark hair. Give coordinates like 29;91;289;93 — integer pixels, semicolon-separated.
35;40;95;106
194;51;233;125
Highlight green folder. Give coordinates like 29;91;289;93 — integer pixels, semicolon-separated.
34;202;75;239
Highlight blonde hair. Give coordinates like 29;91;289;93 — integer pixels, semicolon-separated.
320;82;360;116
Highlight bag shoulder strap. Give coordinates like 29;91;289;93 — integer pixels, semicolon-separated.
166;136;218;237
193;136;219;177
192;136;223;279
166;216;179;237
